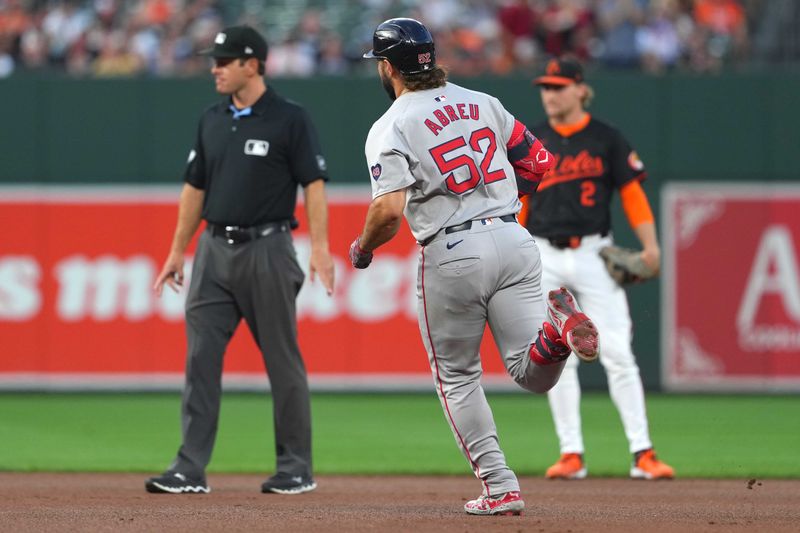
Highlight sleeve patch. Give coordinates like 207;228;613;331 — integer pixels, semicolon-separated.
628;151;644;172
370;163;382;180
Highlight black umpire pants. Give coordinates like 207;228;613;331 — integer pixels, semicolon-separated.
168;226;311;479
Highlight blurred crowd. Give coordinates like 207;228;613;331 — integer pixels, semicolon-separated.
0;0;798;78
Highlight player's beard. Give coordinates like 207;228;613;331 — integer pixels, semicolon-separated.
379;66;396;102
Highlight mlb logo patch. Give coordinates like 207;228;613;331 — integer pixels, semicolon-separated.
244;139;269;157
370;163;382;180
434;94;447;102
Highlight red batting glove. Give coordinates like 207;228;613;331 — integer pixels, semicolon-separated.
349;237;373;269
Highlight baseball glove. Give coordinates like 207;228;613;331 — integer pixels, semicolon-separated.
599;246;657;285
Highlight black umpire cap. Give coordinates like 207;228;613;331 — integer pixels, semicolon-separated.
199;25;268;61
363;18;436;75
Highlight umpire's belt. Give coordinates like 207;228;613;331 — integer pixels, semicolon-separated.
210;221;290;245
421;214;517;246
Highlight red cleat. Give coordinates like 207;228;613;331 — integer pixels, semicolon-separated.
464;491;524;516
546;287;600;362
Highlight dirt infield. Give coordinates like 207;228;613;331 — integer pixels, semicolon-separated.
0;473;797;532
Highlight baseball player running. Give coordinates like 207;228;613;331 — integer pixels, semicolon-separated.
524;56;674;480
349;19;600;516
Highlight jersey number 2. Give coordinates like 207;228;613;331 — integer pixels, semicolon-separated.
581;180;596;207
429;127;507;194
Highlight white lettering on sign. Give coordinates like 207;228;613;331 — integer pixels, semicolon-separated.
293;237;419;322
0;256;41;320
739;325;800;351
56;255;153;321
54;255;191;322
737;225;800;351
347;259;405;322
2;244;423;324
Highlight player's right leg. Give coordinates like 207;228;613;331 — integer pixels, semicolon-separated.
146;231;241;494
418;230;522;513
487;226;568;393
488;227;597;393
534;238;588;479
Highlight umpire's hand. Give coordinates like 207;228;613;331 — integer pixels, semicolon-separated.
153;251;185;296
310;247;335;296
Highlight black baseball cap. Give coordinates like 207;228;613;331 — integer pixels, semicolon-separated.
533;57;584;86
199;25;268;60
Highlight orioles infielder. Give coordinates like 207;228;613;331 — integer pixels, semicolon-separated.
525;56;674;480
348;19;600;516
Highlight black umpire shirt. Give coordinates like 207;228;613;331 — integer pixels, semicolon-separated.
184;87;328;227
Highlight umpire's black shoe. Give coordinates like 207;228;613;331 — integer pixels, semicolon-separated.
145;472;210;494
261;472;317;495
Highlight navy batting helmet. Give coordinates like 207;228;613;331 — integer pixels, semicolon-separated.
363;18;436;75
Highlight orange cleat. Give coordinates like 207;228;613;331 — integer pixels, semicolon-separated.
630;449;675;480
545;453;587;480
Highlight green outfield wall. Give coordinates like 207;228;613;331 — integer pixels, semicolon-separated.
4;74;799;186
2;73;798;390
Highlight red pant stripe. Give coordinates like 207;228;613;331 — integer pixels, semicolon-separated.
420;247;490;496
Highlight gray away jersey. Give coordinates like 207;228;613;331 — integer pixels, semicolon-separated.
365;82;522;243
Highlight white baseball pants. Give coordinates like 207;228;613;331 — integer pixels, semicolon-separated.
536;233;653;455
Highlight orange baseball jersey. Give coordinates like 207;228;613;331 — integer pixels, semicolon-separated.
524;114;646;238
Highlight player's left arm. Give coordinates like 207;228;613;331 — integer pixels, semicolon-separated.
349;188;407;269
610;127;660;273
506;119;553;195
621;181;660;274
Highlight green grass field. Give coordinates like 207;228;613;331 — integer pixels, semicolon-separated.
0;393;796;478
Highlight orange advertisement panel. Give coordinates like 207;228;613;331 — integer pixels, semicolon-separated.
0;186;510;390
662;183;800;392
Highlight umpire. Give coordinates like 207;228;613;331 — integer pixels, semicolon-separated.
146;25;334;495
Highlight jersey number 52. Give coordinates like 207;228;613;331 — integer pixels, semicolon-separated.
429;127;506;194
